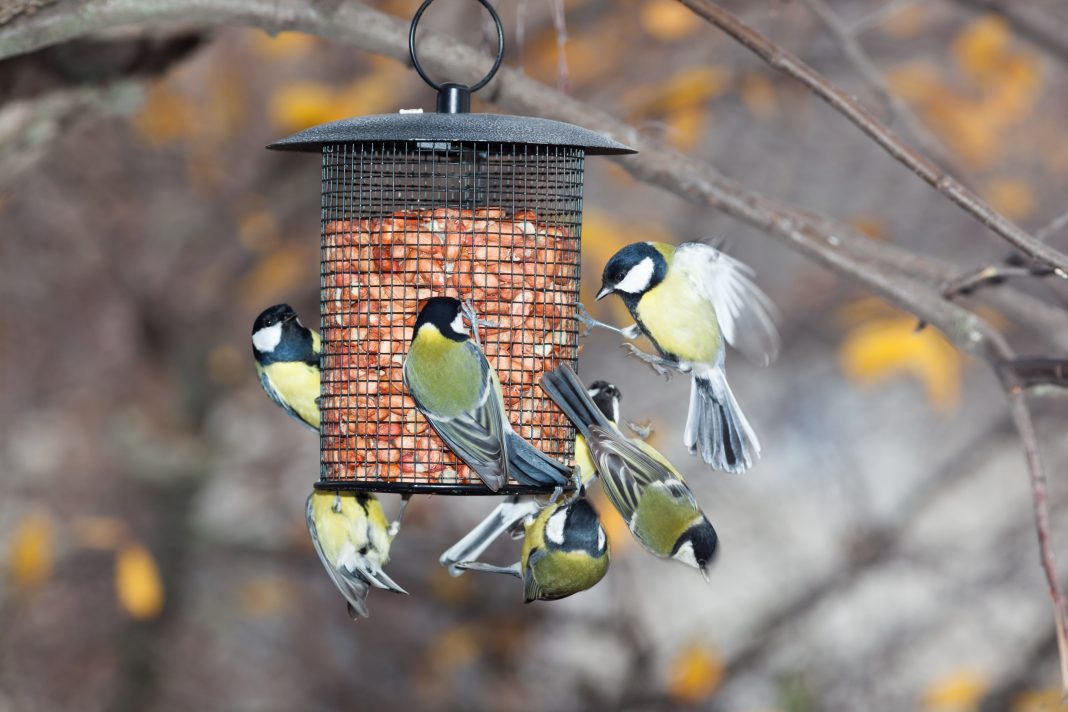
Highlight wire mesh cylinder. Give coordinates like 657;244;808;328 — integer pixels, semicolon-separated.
319;141;585;494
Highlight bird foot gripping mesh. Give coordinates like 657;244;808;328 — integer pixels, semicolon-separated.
318;141;585;493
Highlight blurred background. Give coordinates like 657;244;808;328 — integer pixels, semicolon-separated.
3;0;1068;710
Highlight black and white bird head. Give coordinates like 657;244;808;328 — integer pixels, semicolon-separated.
672;517;719;581
412;297;469;343
587;380;622;424
252;304;311;363
597;242;667;301
544;497;608;557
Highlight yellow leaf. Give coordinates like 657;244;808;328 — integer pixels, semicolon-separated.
640;0;701;42
1012;687;1068;712
73;517;127;551
849;215;886;241
984;178;1035;220
886;61;945;104
8;510;54;588
839;315;962;412
250;30;319;60
267;82;348;133
115;543;165;620
134;84;196;147
952;16;1011;82
921;670;987;711
629;66;731;119
237;576;294;617
664;106;708;152
739;73;778;121
667;644;724;704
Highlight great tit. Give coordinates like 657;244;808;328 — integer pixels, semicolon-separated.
439;380;624;576
306;491;407;619
541;365;719;578
456;493;610;602
252;304;321;431
593;242;779;473
403;297;571;492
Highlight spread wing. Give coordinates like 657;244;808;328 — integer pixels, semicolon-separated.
404;343;509;491
305;495;370;619
586;426;697;523
676;242;780;366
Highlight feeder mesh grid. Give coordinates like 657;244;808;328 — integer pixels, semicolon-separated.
319;141;585;492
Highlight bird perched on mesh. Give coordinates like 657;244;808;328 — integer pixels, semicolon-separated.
403;296;571;492
541;365;719;578
252;306;408;618
251;303;321;431
588;242;778;473
306;491;407;619
455;491;609;602
439;378;636;575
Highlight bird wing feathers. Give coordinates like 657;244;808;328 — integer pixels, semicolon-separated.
586;426;696;523
675;242;780;366
406;345;508;490
306;495;371;619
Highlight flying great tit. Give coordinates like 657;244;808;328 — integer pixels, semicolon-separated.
456;493;610;602
307;491;407;619
541;365;719;578
252;304;321;431
403;297;571;492
594;242;779;474
439;379;626;576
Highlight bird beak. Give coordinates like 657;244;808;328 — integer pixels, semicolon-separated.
595;286;612;301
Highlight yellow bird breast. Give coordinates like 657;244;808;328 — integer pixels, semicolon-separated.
262;361;320;429
636;268;721;364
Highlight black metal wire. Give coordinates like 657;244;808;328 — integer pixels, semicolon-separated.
319;140;585;494
409;0;505;93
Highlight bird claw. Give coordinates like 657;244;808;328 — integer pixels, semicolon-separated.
388;493;412;538
576;303;598;337
621;343;674;379
625;419;653;440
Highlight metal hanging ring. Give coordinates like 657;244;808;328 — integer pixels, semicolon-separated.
409;0;505;93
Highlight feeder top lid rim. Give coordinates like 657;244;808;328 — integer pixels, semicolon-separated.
266;112;636;155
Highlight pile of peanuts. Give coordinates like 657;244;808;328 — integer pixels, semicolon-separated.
320;207;579;486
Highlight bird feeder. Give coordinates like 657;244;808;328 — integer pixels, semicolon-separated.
267;0;634;495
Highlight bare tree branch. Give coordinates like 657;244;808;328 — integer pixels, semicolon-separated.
676;0;1068;278
800;0;970;183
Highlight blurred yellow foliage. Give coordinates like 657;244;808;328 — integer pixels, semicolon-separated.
73;517;127;551
251;30;319;59
921;670;987;711
739;73;778;121
268;71;402;133
628;66;731;119
665;106;709;152
237;208;283;252
237;575;295;617
428;624;481;673
428;566;473;604
7;510;54;589
839;314;962;412
115;543;165;620
667;644;725;705
134;85;196;146
1012;688;1068;712
984;178;1036;220
640;0;701;42
887;16;1043;169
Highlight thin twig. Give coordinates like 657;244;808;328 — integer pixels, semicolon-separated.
801;0;972;183
849;0;922;36
676;0;1068;278
1036;208;1068;243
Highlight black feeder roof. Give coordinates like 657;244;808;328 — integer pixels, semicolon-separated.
267;112;637;155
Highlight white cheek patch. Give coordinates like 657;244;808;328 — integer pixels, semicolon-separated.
611;399;620;425
673;540;698;569
450;312;468;336
615;257;655;294
545;509;568;546
596;526;606;552
252;323;283;353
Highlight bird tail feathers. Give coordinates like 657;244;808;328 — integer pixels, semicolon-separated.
539;365;614;440
684;365;759;473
